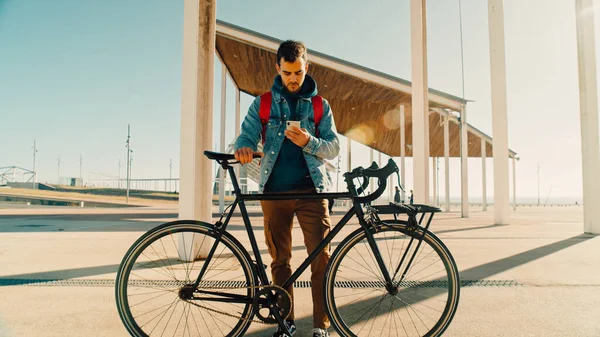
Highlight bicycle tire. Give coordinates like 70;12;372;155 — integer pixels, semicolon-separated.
324;220;460;337
115;220;256;337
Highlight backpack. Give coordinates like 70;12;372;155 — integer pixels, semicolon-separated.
259;92;324;144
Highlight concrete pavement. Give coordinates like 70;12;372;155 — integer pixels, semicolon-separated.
0;204;598;336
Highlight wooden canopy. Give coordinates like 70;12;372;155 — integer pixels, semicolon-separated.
216;20;517;159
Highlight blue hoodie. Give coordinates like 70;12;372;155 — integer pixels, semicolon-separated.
264;75;317;192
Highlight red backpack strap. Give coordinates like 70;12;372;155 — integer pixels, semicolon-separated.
259;92;272;144
312;95;324;137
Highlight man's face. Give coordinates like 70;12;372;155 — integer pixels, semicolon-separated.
276;58;308;94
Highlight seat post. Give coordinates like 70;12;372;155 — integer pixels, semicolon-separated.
227;164;243;198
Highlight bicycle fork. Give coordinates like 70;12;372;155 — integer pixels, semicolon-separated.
365;213;435;294
362;226;399;295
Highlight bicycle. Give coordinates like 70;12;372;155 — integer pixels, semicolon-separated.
115;150;460;337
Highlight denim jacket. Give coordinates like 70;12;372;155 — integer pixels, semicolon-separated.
234;91;340;193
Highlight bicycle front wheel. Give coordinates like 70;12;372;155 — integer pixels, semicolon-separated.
115;220;256;337
324;220;459;337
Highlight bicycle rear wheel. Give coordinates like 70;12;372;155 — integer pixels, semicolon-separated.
324;220;459;337
115;220;256;337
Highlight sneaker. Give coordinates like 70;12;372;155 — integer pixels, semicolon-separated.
272;320;296;337
312;328;330;337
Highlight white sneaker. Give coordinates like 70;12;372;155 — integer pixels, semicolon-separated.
273;320;296;337
312;328;330;337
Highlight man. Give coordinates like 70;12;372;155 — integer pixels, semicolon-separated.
234;40;339;337
394;186;401;203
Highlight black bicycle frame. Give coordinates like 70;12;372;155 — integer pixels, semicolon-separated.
193;160;398;299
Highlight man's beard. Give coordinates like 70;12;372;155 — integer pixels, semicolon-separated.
286;82;300;93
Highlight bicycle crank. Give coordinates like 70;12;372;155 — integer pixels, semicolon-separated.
253;285;293;324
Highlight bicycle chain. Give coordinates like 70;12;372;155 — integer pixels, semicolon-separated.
183;284;292;325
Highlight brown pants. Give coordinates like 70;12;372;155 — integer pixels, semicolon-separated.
260;188;331;329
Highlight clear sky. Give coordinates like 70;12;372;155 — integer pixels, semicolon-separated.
0;0;596;202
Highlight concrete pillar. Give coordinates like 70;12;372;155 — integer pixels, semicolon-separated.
219;64;227;213
178;0;216;260
410;0;430;204
488;0;510;224
235;86;241;191
482;137;487;211
512;156;517;210
575;0;600;234
347;138;352;172
444;114;450;211
400;105;406;202
460;104;469;217
432;157;438;206
347;138;352;207
370;148;375;193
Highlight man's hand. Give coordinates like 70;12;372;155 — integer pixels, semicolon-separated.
234;147;263;164
284;126;310;148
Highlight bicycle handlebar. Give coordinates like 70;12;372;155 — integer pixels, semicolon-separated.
355;161;379;195
204;150;403;204
344;158;400;203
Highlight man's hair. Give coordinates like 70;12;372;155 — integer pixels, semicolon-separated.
277;40;308;65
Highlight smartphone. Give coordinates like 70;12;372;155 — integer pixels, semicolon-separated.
286;121;301;130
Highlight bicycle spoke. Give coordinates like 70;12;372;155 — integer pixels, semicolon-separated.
397;292;444;315
149;243;176;280
327;223;458;336
360;240;386;281
350;245;385;281
353;293;387;335
332;288;375;299
116;223;255;336
173;300;187;337
134;298;179;323
192;302;213;337
187;303;205;337
144;296;179;334
394;293;439;326
130;290;176;309
397;287;449;305
159;298;181;337
366;292;385;336
138;254;180;281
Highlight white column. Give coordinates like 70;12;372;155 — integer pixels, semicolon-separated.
432;157;438;206
489;0;510;225
575;0;600;234
460;104;469;217
369;148;375;193
219;64;227;213
481;137;487;211
400;105;406;202
347;138;352;172
410;0;430;204
380;151;389;201
347;138;352;207
179;0;216;260
512;156;517;210
444;114;450;211
235;86;241;192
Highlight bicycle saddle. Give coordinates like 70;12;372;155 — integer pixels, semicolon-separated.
204;151;235;161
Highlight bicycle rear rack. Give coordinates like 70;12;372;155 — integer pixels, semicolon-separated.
371;202;441;232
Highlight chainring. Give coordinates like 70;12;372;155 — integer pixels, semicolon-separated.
253;285;292;324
